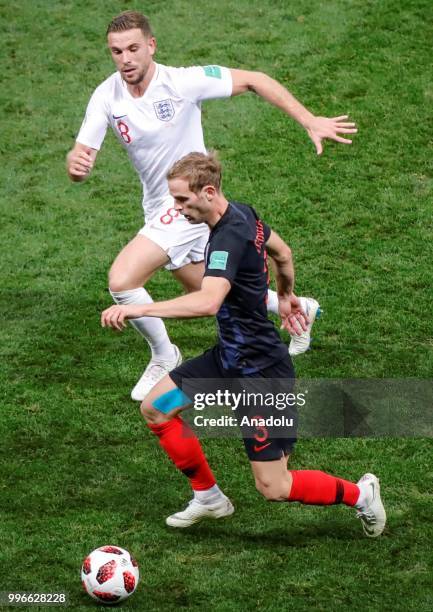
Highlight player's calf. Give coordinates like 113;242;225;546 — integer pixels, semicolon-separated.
254;476;292;502
251;456;293;501
142;382;234;526
109;287;181;401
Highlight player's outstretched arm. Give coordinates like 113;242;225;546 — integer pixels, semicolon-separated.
66;142;98;182
266;230;307;335
229;69;357;155
101;277;231;330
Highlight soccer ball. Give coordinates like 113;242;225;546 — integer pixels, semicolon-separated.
81;545;139;604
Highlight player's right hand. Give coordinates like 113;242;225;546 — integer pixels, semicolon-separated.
279;294;308;335
66;149;94;180
101;304;146;331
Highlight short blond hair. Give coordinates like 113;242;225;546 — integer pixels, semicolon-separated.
167;152;222;193
107;11;154;38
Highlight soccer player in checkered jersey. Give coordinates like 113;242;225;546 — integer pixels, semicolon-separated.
101;152;385;536
67;11;357;401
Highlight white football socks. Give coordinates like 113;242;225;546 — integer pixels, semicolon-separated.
194;484;225;505
266;289;280;315
109;287;176;361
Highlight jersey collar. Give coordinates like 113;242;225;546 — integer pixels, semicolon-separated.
121;62;160;101
210;202;233;232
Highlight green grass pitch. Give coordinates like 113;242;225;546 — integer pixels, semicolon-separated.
1;0;433;609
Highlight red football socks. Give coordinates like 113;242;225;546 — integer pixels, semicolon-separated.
288;470;359;506
149;416;216;491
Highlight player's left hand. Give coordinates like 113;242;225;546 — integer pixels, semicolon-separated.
101;304;145;331
305;115;357;155
279;294;308;335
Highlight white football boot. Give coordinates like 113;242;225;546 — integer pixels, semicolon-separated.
131;345;182;401
288;297;321;357
355;473;387;537
166;496;235;528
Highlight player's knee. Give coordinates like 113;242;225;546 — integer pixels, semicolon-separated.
108;278;125;293
255;477;287;501
108;271;138;293
140;400;166;425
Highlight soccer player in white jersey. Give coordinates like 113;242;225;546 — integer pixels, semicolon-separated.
66;11;357;401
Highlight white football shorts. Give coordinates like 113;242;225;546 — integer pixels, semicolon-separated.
138;197;210;271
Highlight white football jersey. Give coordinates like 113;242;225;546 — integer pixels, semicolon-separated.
76;63;232;218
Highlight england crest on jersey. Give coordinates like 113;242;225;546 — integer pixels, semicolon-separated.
153;99;175;122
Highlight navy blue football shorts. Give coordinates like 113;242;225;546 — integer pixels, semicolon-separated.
169;346;297;462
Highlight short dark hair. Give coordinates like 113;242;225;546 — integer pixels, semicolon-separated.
106;11;154;38
167;152;222;193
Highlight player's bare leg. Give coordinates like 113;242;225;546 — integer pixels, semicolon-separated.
251;457;292;501
109;234;181;401
140;375;234;527
109;234;170;290
250;459;386;537
171;261;205;293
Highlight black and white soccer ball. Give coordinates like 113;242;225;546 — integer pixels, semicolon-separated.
81;545;139;604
